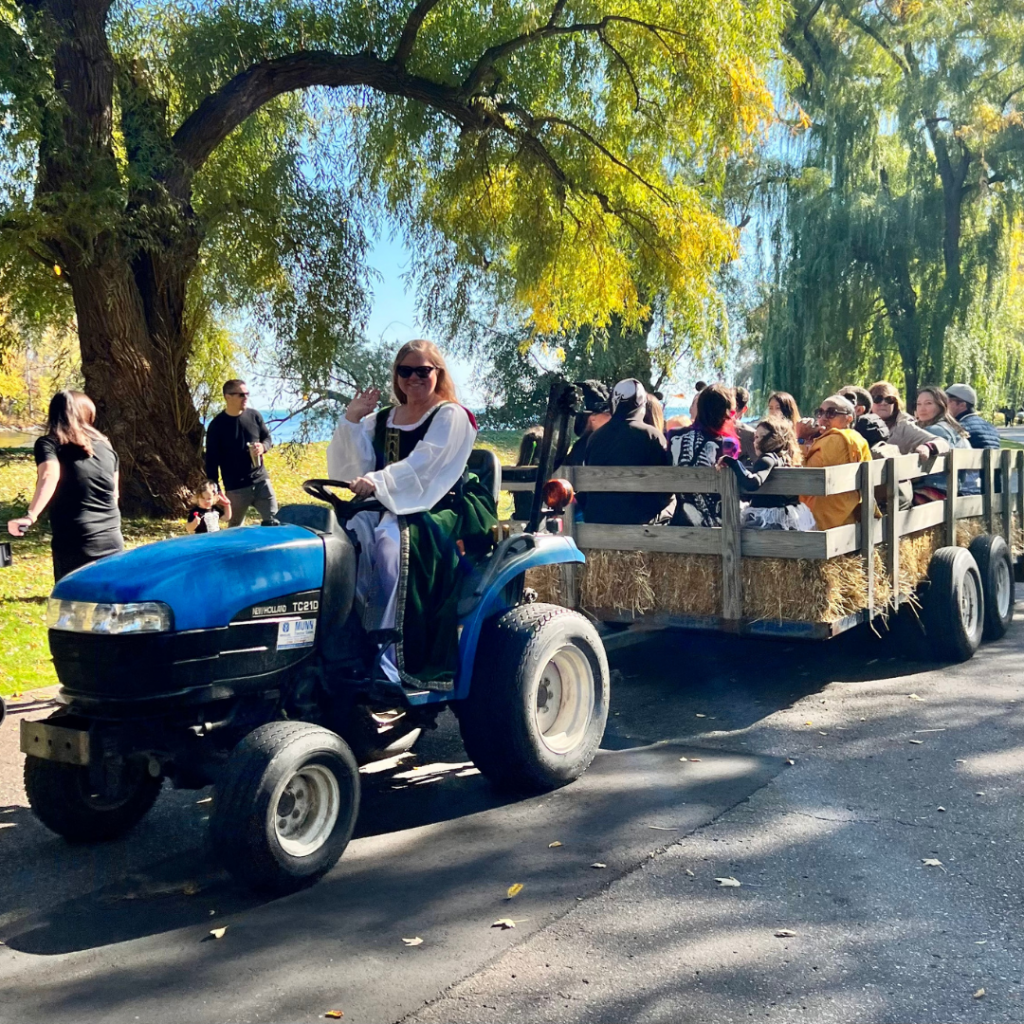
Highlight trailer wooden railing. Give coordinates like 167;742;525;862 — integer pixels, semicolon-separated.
500;448;1024;635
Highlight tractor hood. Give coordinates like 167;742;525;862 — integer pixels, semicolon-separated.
51;525;325;632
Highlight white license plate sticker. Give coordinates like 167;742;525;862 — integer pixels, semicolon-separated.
277;618;316;649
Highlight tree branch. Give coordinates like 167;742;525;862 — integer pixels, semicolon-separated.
508;107;672;203
460;15;684;97
836;1;910;76
390;0;445;67
173;52;480;174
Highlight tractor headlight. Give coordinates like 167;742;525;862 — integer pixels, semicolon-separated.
46;599;173;635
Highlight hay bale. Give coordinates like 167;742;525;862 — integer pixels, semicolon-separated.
579;550;657;615
523;563;563;605
524;511;1020;626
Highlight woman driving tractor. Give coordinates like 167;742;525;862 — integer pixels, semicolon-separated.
327;339;498;688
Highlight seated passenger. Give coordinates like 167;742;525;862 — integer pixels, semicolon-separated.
718;417;815;530
564;380;612;467
799;396;872;530
912;386;971;503
579;378;672;525
854;411;911;512
869;381;951;456
326;339;497;687
670;383;739;527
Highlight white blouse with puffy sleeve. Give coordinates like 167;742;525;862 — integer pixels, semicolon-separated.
326;403;477;515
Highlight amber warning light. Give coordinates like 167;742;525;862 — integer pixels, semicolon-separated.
542;478;575;513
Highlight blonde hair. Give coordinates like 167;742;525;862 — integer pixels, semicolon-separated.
644;395;665;433
391;339;457;405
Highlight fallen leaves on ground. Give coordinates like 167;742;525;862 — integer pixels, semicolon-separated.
402;937;423;946
208;927;227;940
908;693;925;701
973;988;986;999
324;1012;344;1019
647;825;677;831
921;858;944;868
684;869;695;877
774;929;797;938
591;862;607;869
909;739;924;745
548;841;562;848
715;877;742;887
492;919;516;930
785;758;796;765
506;883;523;899
695;713;706;718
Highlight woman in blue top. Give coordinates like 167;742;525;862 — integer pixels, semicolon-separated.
913;386;971;503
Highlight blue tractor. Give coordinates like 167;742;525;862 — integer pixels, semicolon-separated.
19;384;609;892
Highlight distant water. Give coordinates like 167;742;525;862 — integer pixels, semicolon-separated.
0;430;36;449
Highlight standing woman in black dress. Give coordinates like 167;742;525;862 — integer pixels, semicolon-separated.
7;391;124;581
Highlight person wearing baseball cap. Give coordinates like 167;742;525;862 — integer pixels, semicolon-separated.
945;383;1000;449
579;378;672;524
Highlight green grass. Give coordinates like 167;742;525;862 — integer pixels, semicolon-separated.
0;431;523;697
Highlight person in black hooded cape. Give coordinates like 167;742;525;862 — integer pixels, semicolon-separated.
577;378;673;525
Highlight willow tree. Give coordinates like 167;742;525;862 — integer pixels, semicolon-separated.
0;0;782;513
761;0;1024;408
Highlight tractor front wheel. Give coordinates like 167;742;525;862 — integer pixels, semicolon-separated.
455;603;609;793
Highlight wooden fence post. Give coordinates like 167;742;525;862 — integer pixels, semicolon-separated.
1000;449;1013;548
859;461;875;619
560;465;577;608
1016;450;1024;554
720;468;742;622
885;457;900;608
983;448;995;535
944;449;958;548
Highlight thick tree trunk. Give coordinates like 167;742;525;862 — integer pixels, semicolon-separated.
71;258;204;515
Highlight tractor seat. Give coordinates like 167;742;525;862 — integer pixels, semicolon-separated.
467;448;501;504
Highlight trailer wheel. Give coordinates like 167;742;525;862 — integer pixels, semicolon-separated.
211;722;359;893
968;534;1015;640
24;754;161;842
921;547;985;662
455;603;609;793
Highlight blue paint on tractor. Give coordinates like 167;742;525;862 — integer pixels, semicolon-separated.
51;526;325;631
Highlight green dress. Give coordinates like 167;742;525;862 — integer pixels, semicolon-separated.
371;404;498;688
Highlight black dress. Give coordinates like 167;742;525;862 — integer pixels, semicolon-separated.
34;435;124;581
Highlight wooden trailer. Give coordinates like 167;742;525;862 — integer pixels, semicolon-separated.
501;447;1023;662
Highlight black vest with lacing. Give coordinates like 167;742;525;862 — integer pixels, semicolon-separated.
371;404;446;470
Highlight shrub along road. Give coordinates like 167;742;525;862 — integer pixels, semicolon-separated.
0;615;1021;1023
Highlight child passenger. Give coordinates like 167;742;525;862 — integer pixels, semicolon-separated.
717;417;815;531
186;480;232;534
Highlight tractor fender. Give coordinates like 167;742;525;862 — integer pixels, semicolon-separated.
454;533;585;701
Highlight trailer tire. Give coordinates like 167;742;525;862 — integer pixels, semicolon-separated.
211;722;359;893
921;547;985;663
24;754;161;843
455;603;609;793
968;534;1015;640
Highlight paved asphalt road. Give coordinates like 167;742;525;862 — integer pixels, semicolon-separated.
0;613;1021;1023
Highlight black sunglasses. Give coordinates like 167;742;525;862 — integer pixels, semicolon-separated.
871;395;895;405
227;390;250;397
396;365;437;380
815;407;847;419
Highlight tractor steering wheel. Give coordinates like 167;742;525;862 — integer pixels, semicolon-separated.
302;479;386;520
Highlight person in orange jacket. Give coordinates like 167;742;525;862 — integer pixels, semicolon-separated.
800;395;872;530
